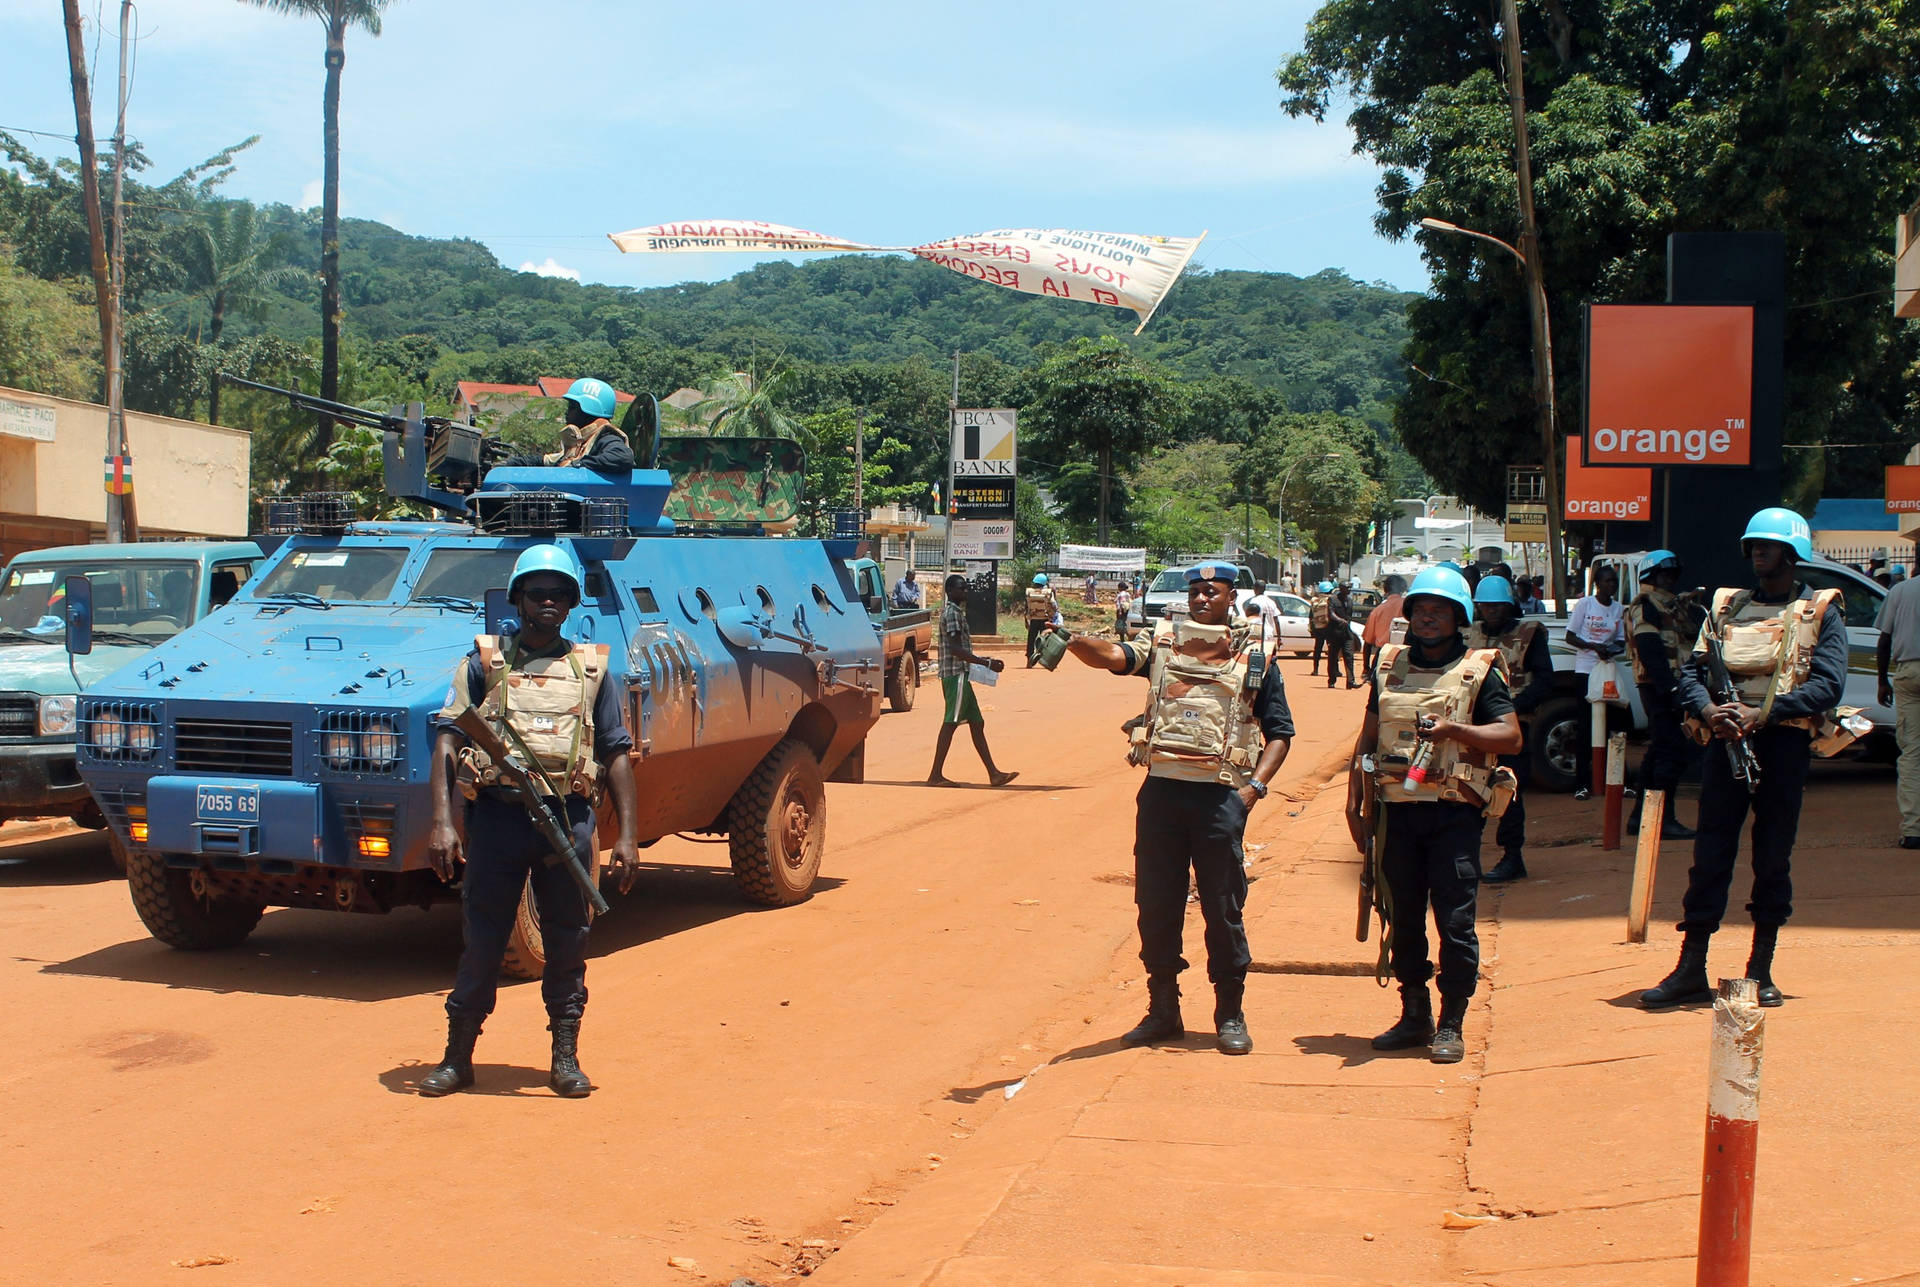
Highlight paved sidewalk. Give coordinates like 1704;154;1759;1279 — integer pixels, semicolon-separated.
814;767;1920;1286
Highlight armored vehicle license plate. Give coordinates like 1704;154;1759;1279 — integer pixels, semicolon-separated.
195;785;260;824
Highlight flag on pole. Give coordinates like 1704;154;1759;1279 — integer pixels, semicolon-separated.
104;454;134;495
608;222;1207;333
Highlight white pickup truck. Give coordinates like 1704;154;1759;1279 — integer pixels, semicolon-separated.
1521;552;1893;792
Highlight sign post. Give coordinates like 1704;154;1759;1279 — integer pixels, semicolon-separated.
951;409;1017;638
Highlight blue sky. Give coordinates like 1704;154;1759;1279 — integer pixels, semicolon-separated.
0;0;1429;296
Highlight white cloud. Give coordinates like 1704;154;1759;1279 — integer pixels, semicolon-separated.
298;179;322;210
519;258;582;282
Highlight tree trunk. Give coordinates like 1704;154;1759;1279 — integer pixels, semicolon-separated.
1097;439;1112;545
317;12;346;464
61;0;124;542
207;293;226;425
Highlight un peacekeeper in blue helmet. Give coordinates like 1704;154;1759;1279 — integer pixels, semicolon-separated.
416;542;641;1100
498;377;636;473
1345;564;1522;1065
1060;561;1296;1057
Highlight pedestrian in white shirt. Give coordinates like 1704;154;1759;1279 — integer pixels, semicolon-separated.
1566;564;1627;797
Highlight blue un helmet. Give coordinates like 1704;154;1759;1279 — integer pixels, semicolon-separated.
562;377;618;421
1740;507;1812;562
1404;564;1475;629
509;544;584;604
1187;561;1240;585
1317;579;1335;593
1639;549;1682;577
1032;572;1049;586
1473;575;1515;606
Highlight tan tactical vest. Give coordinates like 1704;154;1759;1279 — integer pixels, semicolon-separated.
1128;618;1265;787
1309;594;1331;629
1698;586;1842;732
1372;643;1503;807
1024;587;1056;623
1465;619;1542;688
1625;588;1700;685
543;418;628;467
443;634;609;797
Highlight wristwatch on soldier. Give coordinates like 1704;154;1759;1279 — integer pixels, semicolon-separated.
1246;778;1269;799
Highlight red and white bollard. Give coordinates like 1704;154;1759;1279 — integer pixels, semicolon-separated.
1697;977;1765;1287
1602;732;1627;851
1591;699;1607;801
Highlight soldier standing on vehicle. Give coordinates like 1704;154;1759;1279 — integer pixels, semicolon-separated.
1309;580;1334;675
418;545;642;1098
1346;565;1522;1063
1466;576;1553;882
497;377;635;472
1023;572;1061;668
927;573;1017;787
1639;508;1848;1010
1325;581;1359;689
1625;550;1703;840
1064;562;1294;1055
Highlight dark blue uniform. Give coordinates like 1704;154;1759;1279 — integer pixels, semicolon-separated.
438;636;631;1023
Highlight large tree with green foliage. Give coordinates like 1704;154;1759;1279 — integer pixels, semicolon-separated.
1020;337;1180;543
240;0;393;456
1278;0;1920;514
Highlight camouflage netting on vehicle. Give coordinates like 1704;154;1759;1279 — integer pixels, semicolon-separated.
658;436;804;525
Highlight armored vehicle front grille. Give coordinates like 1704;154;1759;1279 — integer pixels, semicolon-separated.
0;695;34;738
174;718;295;776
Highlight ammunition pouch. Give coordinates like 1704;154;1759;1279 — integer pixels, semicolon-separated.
1483;765;1519;819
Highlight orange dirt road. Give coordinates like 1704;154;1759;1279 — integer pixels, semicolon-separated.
0;656;1360;1286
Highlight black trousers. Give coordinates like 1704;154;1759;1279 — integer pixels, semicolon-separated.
447;793;597;1023
1324;628;1355;686
1311;630;1326;670
1636;688;1693;795
1381;801;1484;999
1025;618;1049;664
1679;725;1811;934
1494;748;1530;857
1133;776;1251;988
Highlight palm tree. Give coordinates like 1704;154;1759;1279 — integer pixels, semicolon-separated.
185;200;301;424
676;364;809;443
239;0;391;456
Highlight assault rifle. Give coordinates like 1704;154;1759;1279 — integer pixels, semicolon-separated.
1355;760;1378;943
1698;634;1763;791
450;707;611;915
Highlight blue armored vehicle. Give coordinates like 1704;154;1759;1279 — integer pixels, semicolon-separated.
73;385;883;975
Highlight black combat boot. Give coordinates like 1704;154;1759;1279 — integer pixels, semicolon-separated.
1121;976;1184;1047
548;1018;592;1098
1483;851;1528;883
1745;924;1783;1007
1661;794;1697;841
1213;981;1252;1055
1371;983;1434;1050
1429;996;1469;1064
418;1012;483;1097
1639;930;1714;1009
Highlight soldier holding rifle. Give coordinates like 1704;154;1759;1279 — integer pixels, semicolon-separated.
1640;508;1847;1010
1346;566;1521;1064
418;544;641;1097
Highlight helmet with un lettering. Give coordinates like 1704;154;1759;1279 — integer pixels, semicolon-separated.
1317;580;1335;593
1032;573;1049;586
1739;507;1812;562
509;543;583;603
1639;549;1682;576
562;377;618;421
1404;565;1475;628
1472;575;1515;606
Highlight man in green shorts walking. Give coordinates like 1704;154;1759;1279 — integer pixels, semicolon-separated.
928;573;1019;787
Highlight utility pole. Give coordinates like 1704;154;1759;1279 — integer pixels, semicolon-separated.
110;0;138;539
852;410;865;515
947;351;959;574
1501;0;1567;615
62;0;124;542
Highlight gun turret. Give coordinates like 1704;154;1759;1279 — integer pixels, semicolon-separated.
220;374;481;516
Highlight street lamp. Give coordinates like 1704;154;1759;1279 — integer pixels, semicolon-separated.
1418;216;1568;616
1275;452;1341;586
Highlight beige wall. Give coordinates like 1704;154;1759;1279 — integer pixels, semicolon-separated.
0;386;250;563
1898;198;1919;320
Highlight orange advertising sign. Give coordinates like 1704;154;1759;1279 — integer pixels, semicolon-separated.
1585;304;1754;466
1565;436;1652;521
1888;465;1920;513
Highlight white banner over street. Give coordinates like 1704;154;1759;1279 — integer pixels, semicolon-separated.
609;221;1207;333
1058;543;1148;572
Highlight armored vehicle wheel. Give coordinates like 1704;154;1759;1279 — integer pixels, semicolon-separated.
885;649;920;712
728;737;825;906
499;846;603;982
125;851;264;950
107;829;128;875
